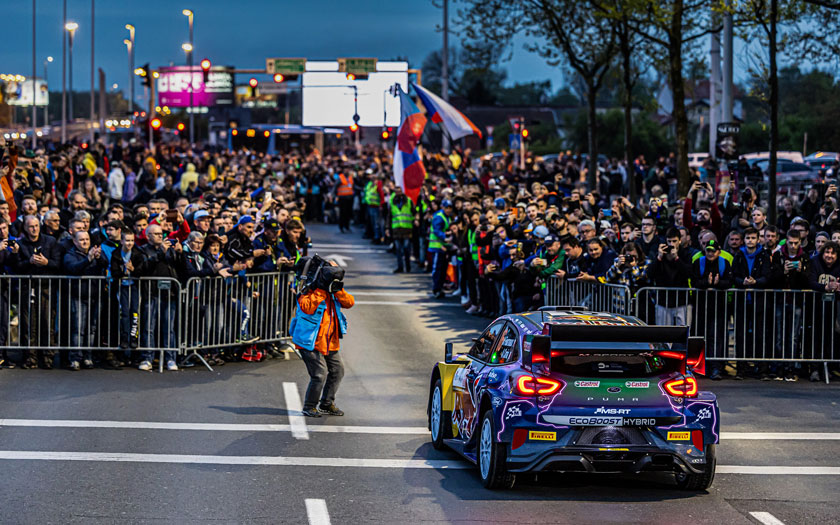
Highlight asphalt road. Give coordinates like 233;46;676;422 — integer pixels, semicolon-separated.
0;223;838;524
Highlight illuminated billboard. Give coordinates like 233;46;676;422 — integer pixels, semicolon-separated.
157;66;234;107
5;79;49;106
302;61;408;127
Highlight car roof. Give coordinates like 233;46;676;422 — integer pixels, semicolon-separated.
505;310;645;334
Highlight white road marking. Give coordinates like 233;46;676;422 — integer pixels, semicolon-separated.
0;419;428;434
353;301;462;307
350;292;430;297
313;248;386;254
722;432;840;440
718;466;840;475
2;420;839;441
283;382;309;440
0;450;470;468
749;511;786;525
313;244;384;250
323;254;353;267
305;499;331;525
0;451;836;476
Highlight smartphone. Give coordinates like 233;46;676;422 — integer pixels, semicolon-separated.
791;260;800;269
603;209;613;218
165;209;179;223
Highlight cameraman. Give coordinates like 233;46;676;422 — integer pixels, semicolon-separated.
291;260;355;417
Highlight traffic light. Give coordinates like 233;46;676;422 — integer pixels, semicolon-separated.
349;123;359;133
140;63;151;88
381;127;392;140
200;58;211;83
273;73;285;83
177;122;185;131
346;72;368;81
150;118;162;130
248;78;258;88
521;127;529;139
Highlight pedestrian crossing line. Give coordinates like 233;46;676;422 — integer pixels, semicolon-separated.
0;450;837;475
722;432;840;440
749;511;786;525
305;499;332;525
283;382;309;440
349;292;431;297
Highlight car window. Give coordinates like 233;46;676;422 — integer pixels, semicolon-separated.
469;322;505;362
490;325;519;365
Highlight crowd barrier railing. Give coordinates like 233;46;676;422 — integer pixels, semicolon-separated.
543;277;633;316
0;275;183;372
0;272;297;373
182;271;296;368
635;287;840;364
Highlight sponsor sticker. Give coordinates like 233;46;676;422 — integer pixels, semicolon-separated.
575;380;600;388
598;447;629;451
505;405;522;420
697;407;712;420
625;381;650;388
607;386;622;393
528;431;556;441
594;406;630;415
667;431;690;441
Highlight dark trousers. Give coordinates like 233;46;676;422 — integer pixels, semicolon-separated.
431;251;447;294
300;350;345;410
119;284;140;350
338;196;354;232
20;286;55;366
393;237;411;271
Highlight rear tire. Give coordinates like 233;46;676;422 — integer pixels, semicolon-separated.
429;379;451;450
675;444;716;491
477;409;515;489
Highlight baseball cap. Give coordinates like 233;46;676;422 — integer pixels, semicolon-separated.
705;239;721;252
533;225;550;239
193;210;210;220
263;218;281;231
494;197;506;209
441;199;453;208
544;234;561;244
236;215;254;226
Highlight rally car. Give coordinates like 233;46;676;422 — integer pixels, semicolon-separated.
427;307;718;490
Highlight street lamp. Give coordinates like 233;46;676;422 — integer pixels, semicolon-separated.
65;21;78;122
125;24;135;113
43;56;52;127
183;8;194;144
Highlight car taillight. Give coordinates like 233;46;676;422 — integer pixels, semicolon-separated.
664;376;698;397
515;375;563;396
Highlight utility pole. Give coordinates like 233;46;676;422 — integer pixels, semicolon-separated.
61;0;67;143
721;10;733;123
31;0;36;149
709;9;721;158
89;0;95;144
441;0;450;154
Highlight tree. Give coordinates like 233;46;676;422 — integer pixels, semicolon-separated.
604;0;723;196
458;0;617;189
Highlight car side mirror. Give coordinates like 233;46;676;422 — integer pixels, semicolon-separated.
686;336;706;375
445;342;454;364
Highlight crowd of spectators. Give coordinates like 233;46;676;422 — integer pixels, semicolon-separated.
346;148;840;383
0;137;367;371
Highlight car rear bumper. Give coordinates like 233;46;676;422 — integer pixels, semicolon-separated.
507;446;705;475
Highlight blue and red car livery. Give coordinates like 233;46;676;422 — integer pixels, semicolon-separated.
427;307;719;490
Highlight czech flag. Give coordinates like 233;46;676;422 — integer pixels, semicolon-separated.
412;83;482;140
393;86;427;203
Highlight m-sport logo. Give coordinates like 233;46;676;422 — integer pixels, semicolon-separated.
594;406;630;415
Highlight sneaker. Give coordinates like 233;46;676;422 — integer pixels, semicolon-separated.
166;361;179;371
465;305;480;315
318;403;344;416
784;374;798;382
105;359;123;370
237;333;260;344
138;361;153;371
82;359;94;369
69;361;80;371
433;291;445;299
809;370;820;382
760;374;774;381
302;408;322;418
709;369;723;381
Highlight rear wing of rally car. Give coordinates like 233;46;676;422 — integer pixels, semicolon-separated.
523;325;705;375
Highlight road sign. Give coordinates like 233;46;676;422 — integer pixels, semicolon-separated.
257;82;291;95
509;134;520;150
266;58;306;75
337;58;378;75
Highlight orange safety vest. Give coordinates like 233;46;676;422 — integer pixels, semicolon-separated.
337;174;354;197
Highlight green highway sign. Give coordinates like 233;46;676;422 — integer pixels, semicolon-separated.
266;58;306;75
338;58;378;74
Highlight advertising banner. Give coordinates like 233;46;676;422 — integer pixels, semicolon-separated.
157;66;234;107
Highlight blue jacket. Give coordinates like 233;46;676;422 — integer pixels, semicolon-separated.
290;293;348;352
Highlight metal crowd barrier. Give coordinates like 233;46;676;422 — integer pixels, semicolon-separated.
635;287;840;364
0;275;183;373
182;271;296;368
0;272;296;373
543;277;633;315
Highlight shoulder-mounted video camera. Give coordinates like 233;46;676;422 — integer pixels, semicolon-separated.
294;254;345;294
